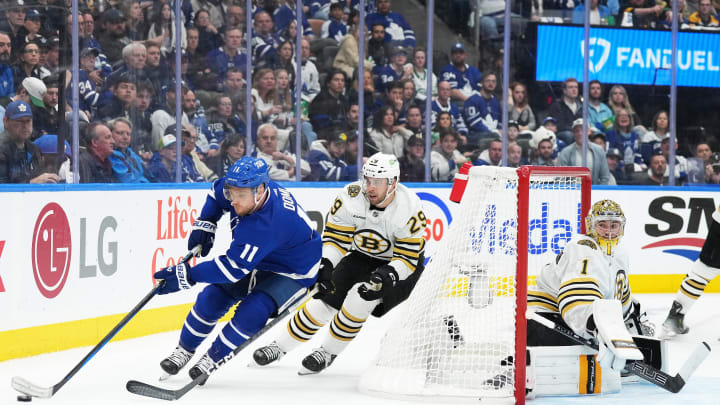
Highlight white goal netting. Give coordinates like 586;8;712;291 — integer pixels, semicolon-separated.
359;166;588;403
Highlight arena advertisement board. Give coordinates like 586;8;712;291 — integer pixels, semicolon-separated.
536;24;720;87
0;183;716;359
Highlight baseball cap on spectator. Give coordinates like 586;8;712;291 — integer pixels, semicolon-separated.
392;46;408;57
22;77;46;108
507;120;519;130
103;9;125;23
407;134;424;146
25;9;40;20
165;123;192;138
80;47;99;58
158;134;179;149
168;48;189;61
451;43;465;53
5;100;33;119
37;36;50;50
590;132;606;143
542;116;557;125
660;133;672;142
606;148;622;159
8;0;25;10
571;118;585;129
328;131;348;144
34;134;72;157
49;36;60;49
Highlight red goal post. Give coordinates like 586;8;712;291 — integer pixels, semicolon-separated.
359;165;592;405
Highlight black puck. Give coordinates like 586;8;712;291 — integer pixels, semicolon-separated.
17;395;32;402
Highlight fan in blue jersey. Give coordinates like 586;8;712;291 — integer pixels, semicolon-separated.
439;43;483;102
365;0;416;48
463;72;502;144
320;3;349;42
154;156;322;383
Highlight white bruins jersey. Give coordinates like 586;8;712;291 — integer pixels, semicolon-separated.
322;181;426;280
528;234;632;339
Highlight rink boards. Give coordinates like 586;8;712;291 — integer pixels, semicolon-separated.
0;183;717;360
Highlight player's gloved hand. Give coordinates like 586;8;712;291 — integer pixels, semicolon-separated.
358;265;398;301
624;297;655;336
154;262;196;295
315;258;335;295
188;218;217;257
595;330;627;372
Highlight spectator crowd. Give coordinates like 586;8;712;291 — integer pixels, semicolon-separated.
0;0;718;186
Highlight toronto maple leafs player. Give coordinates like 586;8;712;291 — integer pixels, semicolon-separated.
154;156;322;383
253;152;427;375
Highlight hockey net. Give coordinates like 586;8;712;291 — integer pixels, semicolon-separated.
359;166;591;404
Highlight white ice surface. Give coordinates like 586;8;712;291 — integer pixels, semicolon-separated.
2;293;719;404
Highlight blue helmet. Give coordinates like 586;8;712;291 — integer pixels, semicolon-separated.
224;156;270;189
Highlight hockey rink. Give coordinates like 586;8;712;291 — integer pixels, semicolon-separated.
2;293;719;405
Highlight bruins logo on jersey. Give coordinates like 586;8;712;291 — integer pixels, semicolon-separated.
347;185;361;197
353;229;391;255
577;239;598;250
614;269;629;302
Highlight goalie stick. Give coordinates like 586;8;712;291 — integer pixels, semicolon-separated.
527;310;711;394
126;285;320;401
11;246;201;399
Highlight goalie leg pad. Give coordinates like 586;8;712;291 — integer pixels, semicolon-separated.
528;345;621;396
323;283;376;355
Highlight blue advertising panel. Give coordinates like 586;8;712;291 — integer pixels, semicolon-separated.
536;25;720;87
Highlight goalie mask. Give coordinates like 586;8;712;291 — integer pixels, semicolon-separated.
585;199;626;256
362;152;400;207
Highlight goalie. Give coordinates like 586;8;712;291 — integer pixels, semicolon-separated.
525;199;658;396
253;153;427;374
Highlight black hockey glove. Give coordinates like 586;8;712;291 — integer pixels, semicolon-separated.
154;262;196;295
188;218;217;257
358;265;398;301
624;297;655;336
315;258;335;295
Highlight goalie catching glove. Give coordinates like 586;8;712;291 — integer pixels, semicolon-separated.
154;262;196;295
188;218;217;257
358;265;398;301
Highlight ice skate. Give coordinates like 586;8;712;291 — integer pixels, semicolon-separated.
298;347;336;375
662;300;689;337
188;353;216;385
253;341;285;366
159;346;194;381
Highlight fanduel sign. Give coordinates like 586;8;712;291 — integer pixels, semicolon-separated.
536;25;720;88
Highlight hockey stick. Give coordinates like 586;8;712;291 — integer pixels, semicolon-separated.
126;285;320;401
11;246;201;399
527;310;711;393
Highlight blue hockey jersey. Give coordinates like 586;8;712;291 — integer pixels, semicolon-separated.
190;180;322;287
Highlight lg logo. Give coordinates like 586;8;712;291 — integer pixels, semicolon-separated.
32;203;72;299
580;37;611;73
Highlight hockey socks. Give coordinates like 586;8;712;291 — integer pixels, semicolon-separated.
322;288;376;355
207;292;276;363
178;284;236;351
674;259;720;313
277;298;336;352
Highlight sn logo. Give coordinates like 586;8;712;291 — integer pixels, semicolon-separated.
580;37;611;73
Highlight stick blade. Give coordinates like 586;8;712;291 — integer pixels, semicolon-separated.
11;376;54;398
126;380;179;401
